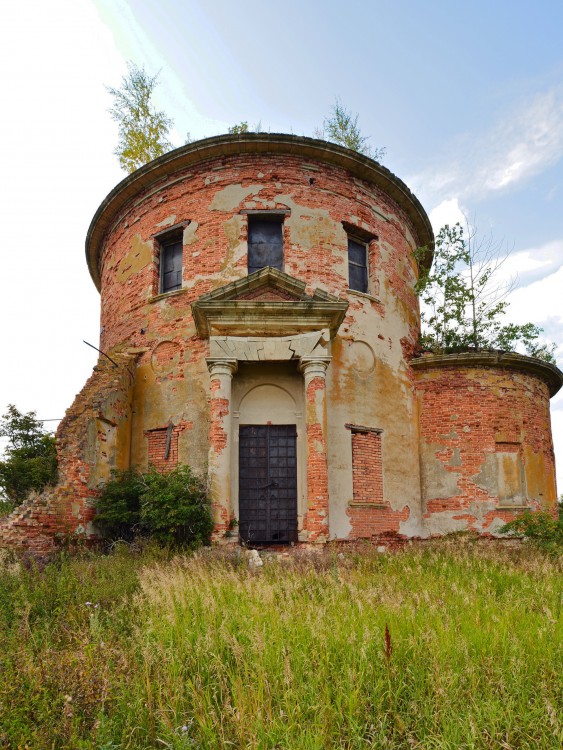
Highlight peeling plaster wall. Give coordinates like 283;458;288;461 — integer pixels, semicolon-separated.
95;152;424;542
414;361;558;535
98;154;421;355
327;335;422;539
0;351;136;552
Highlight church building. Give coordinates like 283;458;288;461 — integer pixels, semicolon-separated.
1;134;561;551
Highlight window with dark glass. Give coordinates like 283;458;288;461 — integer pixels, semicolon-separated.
159;235;183;293
348;236;368;293
247;215;283;274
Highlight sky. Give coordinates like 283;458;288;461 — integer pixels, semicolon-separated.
1;0;562;490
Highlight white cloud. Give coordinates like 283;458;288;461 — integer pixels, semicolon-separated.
507;260;563;332
482;90;563;192
411;87;563;204
504;240;563;288
429;198;467;233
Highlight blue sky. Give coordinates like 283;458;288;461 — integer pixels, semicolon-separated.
1;0;562;489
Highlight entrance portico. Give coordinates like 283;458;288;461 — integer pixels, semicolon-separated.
195;268;348;543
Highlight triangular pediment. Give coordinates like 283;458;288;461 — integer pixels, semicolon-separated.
237;285;300;302
192;267;348;338
195;267;340;304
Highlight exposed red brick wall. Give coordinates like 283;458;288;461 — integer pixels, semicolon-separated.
207;375;232;535
351;430;383;503
345;428;411;539
347;504;411;539
0;350;136;553
414;361;558;531
303;375;330;543
209;380;229;456
146;427;178;471
145;419;193;473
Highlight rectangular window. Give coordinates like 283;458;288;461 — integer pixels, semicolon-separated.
248;215;283;275
347;424;384;504
348;236;368;293
159;235;183;294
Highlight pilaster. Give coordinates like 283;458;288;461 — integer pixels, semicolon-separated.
206;358;238;536
298;356;331;543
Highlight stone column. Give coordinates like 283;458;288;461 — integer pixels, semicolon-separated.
206;358;238;537
298;356;331;543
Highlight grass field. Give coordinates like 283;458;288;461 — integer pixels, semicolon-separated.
0;538;561;749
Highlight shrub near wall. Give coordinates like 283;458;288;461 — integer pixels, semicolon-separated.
94;465;214;547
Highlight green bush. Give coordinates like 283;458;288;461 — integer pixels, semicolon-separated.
93;469;142;541
0;405;58;509
499;510;563;550
138;465;214;546
94;465;214;547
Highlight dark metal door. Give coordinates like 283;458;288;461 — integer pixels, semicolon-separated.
239;425;297;544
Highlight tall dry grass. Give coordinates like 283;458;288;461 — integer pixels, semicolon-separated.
0;539;561;749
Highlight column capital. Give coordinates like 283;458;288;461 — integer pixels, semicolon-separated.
206;358;238;377
298;356;331;379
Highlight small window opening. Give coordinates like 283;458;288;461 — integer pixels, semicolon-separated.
247;215;283;274
159;234;183;294
348;236;368;294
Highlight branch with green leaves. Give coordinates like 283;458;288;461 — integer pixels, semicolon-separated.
413;223;556;363
107;62;174;173
316;98;385;161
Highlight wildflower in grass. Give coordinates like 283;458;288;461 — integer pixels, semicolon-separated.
384;623;393;664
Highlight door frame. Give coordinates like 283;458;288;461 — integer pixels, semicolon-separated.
238;424;298;544
231;363;305;540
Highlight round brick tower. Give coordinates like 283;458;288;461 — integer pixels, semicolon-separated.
85;134;434;543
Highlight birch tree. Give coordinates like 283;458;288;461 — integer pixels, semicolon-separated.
107;62;173;173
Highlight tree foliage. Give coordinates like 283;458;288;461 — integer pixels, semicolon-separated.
317;98;385;161
107;62;173;173
228;121;249;134
0;405;58;511
227;120;263;135
94;465;214;547
413;222;556;363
